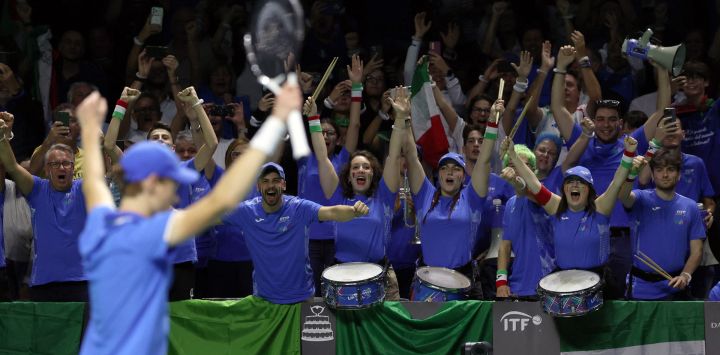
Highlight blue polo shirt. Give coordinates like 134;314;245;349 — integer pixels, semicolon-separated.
552;210;611;270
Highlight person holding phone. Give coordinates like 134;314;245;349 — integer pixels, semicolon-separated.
28;104;84;180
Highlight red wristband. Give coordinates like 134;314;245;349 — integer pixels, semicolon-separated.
307;115;320;121
533;185;552;206
496;279;508;288
116;99;128;109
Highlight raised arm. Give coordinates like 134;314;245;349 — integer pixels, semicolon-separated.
642;62;671;140
550;45;577;140
383;87;411;193
595;136;636;215
482;2;506;57
431;74;460;133
572;31;602;106
105;87;140;156
166;80;299;246
125;15;160;83
318;200;369;222
77;92;114;210
618;156;646;209
472;99;504;198
405;120;425;194
404;12;431;85
524;42;555;130
562;117;593;172
28;122;70;175
0;113;33;195
304;97;338;199
502;137;560;215
176;87;218;172
362;90;392;146
345;54;363;154
467;59;501;105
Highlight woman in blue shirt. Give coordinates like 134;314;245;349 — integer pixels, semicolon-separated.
503;135;637;299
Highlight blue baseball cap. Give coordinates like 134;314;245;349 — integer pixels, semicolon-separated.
438;152;466;169
564;166;594;186
259;162;285;180
120;141;199;184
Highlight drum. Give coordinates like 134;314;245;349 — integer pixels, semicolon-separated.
410;266;471;302
537;269;603;317
321;262;385;309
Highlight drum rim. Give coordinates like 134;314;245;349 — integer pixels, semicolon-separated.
321;262;385;286
415;267;472;292
537;269;603;296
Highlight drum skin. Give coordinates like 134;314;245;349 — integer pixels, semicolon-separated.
537;269;603;317
321;262;386;309
410;266;471;302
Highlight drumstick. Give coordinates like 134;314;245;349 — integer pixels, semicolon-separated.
507;96;534;141
634;255;672;281
637;251;673;279
311;57;338;102
495;78;505;122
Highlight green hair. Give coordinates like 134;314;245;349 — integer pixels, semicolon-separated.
502;144;536;170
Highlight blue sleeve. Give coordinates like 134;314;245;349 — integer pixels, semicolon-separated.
377;178;398;209
629;189;645;216
689;202;707;241
630;127;649;155
222;204;247;227
298;198;322;224
502;197;517;242
413;178;436;215
25;176;46;202
466;182;487;211
328;185;345;205
139;210;174;260
208;165;224;188
697;159;716;198
184;158;196;170
565;123;582;149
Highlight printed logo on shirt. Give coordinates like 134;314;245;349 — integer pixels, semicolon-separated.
280;216;290;222
579;216;588;231
255;217;264;223
278;215;291;232
652;206;661;211
561;216;569;220
674;210;688;225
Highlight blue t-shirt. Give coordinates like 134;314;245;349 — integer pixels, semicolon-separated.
330;178;396;263
628;189;706;300
387;209;421;270
552;210;611;270
212;223;251;262
27;177;87;286
710;282;720;301
223;195;321;304
298;147;349;240
475;174;515;255
415;178;486;268
79;206;174;355
542;166;564;195
503;196;555;297
565;124;648;228
641;153;715;202
190;164;219;267
676;99;720;193
172;159;199;264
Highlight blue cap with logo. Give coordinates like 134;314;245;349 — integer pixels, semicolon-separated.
120;141;200;184
438;152;466;169
564;166;594;185
259;162;286;180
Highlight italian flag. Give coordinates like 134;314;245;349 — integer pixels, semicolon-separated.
410;58;449;168
557;301;705;354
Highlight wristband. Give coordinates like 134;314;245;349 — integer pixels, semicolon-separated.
323;97;335;110
351;83;363;102
553;68;567;75
645;138;661;159
620;150;635;169
191;99;205;108
582;131;595;138
478;74;488;83
681;272;692;283
513;79;529;93
249;117;287;156
579;56;591;69
537;68;547;75
626;166;639;182
135;72;147;80
484;121;498;140
515;176;527;190
496;270;508;286
496;269;508;277
113;99;128;121
133;36;144;46
308;114;322;133
533;185;552;205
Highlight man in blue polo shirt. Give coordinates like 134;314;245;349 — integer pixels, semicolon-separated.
620;150;706;300
223;162;369;304
0;112;87;301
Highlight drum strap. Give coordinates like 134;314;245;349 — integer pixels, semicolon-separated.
630;266;680;283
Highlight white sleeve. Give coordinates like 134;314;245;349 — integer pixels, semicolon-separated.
404;37;422;86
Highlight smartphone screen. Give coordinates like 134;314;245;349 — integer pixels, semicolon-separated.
150;7;164;27
145;46;168;59
429;41;441;55
663;107;676;123
54;111;70;126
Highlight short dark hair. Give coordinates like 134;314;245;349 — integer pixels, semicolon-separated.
463;124;485;141
649;148;682;171
146;122;172;140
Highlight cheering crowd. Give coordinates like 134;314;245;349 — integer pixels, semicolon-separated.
1;1;720;351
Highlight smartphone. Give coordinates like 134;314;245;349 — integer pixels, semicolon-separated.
150;7;164;27
663;107;676;123
429;41;441;55
54;111;70;126
145;45;168;60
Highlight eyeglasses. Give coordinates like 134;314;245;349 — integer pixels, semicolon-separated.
322;130;336;136
595;99;620;108
472;107;491;114
47;160;74;169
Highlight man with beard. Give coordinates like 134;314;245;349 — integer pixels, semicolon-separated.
221;162;369;303
619;151;706;300
0;112;87;301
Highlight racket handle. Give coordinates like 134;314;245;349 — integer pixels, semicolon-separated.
287;110;310;159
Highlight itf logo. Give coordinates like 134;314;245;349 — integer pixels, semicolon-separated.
500;311;542;332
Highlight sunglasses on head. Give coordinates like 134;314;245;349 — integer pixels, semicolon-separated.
595;99;621;109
